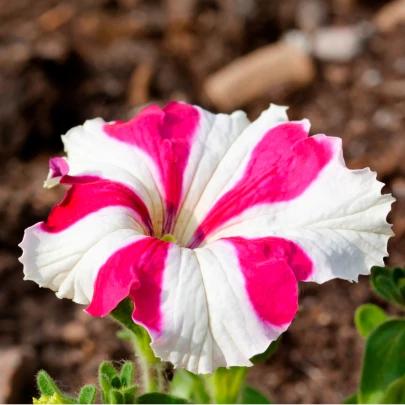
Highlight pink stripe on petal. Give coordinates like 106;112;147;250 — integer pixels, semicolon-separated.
226;237;299;327
86;237;169;333
104;102;200;234
190;124;333;247
249;236;313;281
42;176;153;234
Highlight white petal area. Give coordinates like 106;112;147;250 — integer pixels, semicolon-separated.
151;242;285;374
19;207;144;304
173;108;250;238
61;119;165;237
207;136;395;283
179;104;293;245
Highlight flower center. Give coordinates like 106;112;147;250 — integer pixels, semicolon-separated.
161;234;177;244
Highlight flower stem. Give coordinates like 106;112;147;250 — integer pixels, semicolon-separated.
110;298;162;393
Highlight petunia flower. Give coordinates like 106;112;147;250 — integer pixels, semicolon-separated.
19;103;394;374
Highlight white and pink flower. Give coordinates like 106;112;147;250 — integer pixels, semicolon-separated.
19;102;394;374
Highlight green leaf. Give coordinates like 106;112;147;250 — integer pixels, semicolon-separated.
204;367;247;404
371;267;394;299
242;386;271;404
170;370;210;404
137;393;191;404
380;374;405;404
78;386;97;404
373;274;397;302
400;283;405;303
37;371;62;397
251;338;280;364
111;376;121;389
392;267;405;284
359;319;405;403
99;362;119;403
123;385;139;404
109;389;124;404
343;393;358;404
120;362;135;387
371;267;405;307
35;371;77;404
354;304;387;338
99;362;119;383
372;266;392;281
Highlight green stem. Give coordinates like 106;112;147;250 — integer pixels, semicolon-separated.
110;298;162;393
204;367;248;404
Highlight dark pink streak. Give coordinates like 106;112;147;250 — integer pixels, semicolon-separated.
41;176;153;235
49;157;69;178
189;124;333;247
86;238;169;333
233;236;314;281
227;237;301;326
104;102;200;234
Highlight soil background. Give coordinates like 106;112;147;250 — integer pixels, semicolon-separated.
0;0;405;403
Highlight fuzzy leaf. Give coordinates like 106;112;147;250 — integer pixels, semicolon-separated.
99;362;119;383
120;362;135;387
99;362;119;403
37;371;62;396
78;385;97;404
36;371;77;404
123;385;139;404
109;389;124;404
111;376;121;389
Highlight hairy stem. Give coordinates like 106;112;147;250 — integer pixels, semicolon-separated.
110;298;162;393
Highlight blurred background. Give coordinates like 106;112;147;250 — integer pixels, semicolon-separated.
0;0;404;403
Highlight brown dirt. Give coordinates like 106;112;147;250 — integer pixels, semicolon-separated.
0;0;404;403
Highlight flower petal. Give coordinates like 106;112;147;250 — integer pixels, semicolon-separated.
179;104;296;246
19;170;151;304
87;237;169;332
46;174;152;235
88;237;298;374
61;116;165;236
104;102;249;236
154;238;298;373
104;103;200;234
44;157;69;188
172;107;249;238
19;102;249;310
202;135;394;283
42;103;249;240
